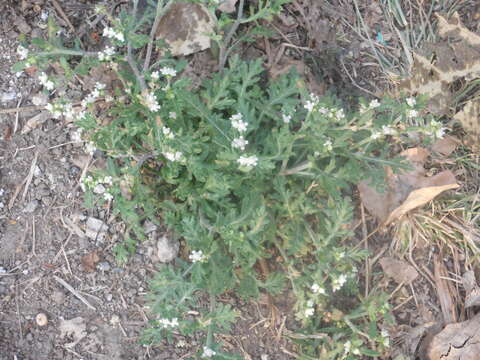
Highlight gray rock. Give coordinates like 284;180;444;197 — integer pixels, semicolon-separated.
156;235;179;263
1;91;16;103
85;217;108;241
23;200;39;213
97;261;111;271
143;220;157;234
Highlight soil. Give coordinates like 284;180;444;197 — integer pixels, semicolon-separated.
1;0;478;359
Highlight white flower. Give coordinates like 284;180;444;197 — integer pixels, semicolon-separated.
160;67;177;77
95;82;106;91
162;126;175;139
407;109;418;118
370;131;382;140
305;307;315;317
202;346;216;358
435;127;446;139
359;103;368;114
311;283;326;295
163;151;182;162
369;99;380;109
85;141;97;156
304;93;319;113
352;349;361;355
332;274;347;292
151;71;160;81
237;155;258;167
38;72;54;90
382;125;396;136
71;128;83;142
17;45;29;60
101;176;113;185
324;139;333;152
93;183;106;194
158;317;179;329
103;192;113;201
103;27;124;42
406;97;416;107
232;136;248;151
231;113;248;132
98;46;115;61
344;341;351;354
335;108;345;120
144;92;161;112
282;113;292;124
189;250;206;263
318;107;328;115
169;112;177;119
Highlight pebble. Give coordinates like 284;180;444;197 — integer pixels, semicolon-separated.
106;293;113;301
96;261;111;271
85;217;108;240
156;235;179;263
143;220;157;234
23;200;39;213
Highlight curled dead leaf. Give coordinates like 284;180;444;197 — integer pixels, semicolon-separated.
81;250;100;272
380;257;418;284
426;314;480;360
453;99;480;153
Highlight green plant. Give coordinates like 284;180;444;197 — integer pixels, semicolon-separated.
15;0;446;358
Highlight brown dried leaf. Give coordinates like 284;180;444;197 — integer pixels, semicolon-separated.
21;112;51;134
431;136;459;156
81;250;100;273
385;172;459;225
426;314;480;360
156;2;215;56
379;257;418;284
359;147;459;223
398;13;480;115
218;0;238;13
453;99;480;153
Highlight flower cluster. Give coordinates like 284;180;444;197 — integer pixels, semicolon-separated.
332;274;347;292
157;317;179;329
103;27;125;42
311;283;326;295
163;150;183;162
143;91;161;112
344;341;361;357
323;139;333;152
232;136;248;151
98;46;115;61
304;300;315;317
160;67;177;77
162;126;175;139
39;72;54;91
17;45;29;60
282;113;292;124
426;119;447;139
45;101;74;120
304;93;320;113
81;82;106;108
202;347;216;358
81;175;114;201
189;250;207;263
237;155;258;167
230;113;247;132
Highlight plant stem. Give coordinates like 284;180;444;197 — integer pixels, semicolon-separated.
218;0;245;72
36;49;97;57
127;0;147;91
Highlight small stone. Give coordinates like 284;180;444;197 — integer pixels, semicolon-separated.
85;217;108;240
143;220;157;234
23;200;39;213
36;313;48;327
110;314;120;325
106;293;113;301
52;290;65;305
156;235;179;263
96;261;111;271
1;91;17;103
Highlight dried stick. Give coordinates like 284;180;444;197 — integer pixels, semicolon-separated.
53;275;97;311
21;151;39;201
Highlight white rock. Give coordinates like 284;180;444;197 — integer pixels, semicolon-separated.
156;235;179;263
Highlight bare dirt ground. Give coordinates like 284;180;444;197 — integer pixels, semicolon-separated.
1;0;479;360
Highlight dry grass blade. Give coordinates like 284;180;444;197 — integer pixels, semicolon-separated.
433;255;457;324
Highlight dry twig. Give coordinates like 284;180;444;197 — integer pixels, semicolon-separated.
53;275;97;310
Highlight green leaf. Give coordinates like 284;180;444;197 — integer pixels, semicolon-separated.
238;274;259;299
129;33;150;49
